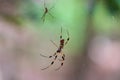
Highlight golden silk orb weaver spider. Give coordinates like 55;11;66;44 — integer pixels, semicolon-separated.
40;27;70;71
41;0;54;22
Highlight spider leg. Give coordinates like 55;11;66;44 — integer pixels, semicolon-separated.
41;61;55;70
48;12;54;18
41;53;58;70
55;62;64;71
40;53;49;58
50;40;58;48
40;52;57;58
41;13;46;22
49;5;55;11
60;27;62;39
58;54;65;61
55;54;65;71
65;30;70;45
43;0;46;8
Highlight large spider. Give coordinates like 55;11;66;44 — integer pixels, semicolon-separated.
40;27;70;70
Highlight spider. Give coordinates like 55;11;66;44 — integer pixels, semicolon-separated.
41;0;54;22
40;27;70;70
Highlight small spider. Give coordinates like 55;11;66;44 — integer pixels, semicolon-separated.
41;0;54;22
40;27;70;70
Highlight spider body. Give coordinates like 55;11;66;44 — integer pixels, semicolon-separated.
40;27;70;70
56;39;64;53
45;7;48;13
60;39;64;46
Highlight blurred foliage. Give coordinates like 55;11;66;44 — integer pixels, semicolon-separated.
104;0;120;15
0;13;24;25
